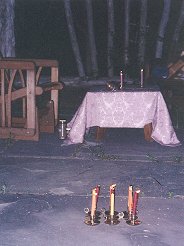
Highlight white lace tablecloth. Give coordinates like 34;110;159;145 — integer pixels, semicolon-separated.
67;91;181;147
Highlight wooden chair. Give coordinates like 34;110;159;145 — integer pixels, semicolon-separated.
0;59;63;141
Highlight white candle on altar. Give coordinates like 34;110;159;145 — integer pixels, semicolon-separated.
141;69;144;87
110;184;116;216
120;70;123;89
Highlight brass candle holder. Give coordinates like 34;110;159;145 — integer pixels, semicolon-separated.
104;210;120;225
123;185;133;221
126;189;142;226
101;208;124;225
126;214;141;226
84;185;101;226
103;184;124;225
84;207;101;226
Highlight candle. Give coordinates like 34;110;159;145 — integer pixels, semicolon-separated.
132;189;140;216
110;184;116;216
91;187;98;218
128;185;133;213
120;70;123;89
141;69;144;87
96;185;100;203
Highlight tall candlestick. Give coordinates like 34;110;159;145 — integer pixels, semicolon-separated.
120;70;123;89
110;184;116;216
91;187;98;218
141;69;144;87
132;189;140;216
128;185;133;213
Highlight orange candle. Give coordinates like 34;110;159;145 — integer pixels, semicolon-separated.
110;184;116;216
96;185;100;203
128;185;133;213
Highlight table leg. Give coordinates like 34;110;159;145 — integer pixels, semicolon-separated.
144;123;153;142
96;127;106;141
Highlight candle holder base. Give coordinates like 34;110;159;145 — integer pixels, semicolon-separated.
84;216;100;226
123;211;138;221
122;211;129;220
105;214;120;225
84;208;101;226
126;219;142;226
103;210;121;225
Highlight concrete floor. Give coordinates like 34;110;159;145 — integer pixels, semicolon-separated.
0;85;184;246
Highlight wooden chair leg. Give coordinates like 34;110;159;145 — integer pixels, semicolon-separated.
96;127;106;141
144;123;153;142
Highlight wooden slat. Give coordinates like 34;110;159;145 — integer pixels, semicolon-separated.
0;69;6;127
40;82;63;91
1;58;59;67
51;66;59;125
0;86;43;102
26;69;36;130
0;60;35;70
0;127;35;137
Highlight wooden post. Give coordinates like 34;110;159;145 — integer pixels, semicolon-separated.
51;66;59;125
26;69;36;132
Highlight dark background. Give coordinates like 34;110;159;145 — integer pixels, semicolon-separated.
14;0;183;77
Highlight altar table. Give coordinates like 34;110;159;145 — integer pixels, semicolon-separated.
67;90;181;147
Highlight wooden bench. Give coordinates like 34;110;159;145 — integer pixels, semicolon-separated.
0;58;63;141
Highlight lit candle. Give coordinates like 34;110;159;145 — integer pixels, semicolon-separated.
128;185;133;213
120;70;123;89
141;69;144;87
132;189;140;216
91;187;98;218
110;184;116;216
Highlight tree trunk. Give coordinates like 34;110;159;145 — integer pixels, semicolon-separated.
123;0;130;66
63;0;85;78
86;0;98;78
0;0;15;57
138;0;148;67
155;0;171;59
107;0;115;78
169;0;184;61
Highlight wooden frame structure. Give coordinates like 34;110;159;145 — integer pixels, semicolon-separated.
0;58;63;141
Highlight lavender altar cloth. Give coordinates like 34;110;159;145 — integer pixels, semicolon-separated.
67;91;181;147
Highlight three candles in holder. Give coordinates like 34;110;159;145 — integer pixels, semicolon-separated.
90;184;140;219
